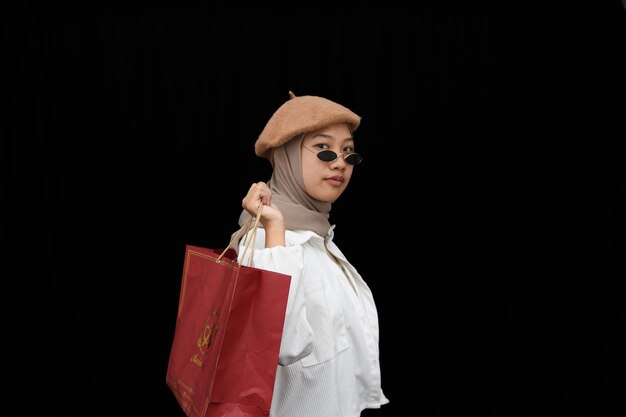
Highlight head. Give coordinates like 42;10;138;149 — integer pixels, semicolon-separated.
255;91;363;207
267;122;362;208
300;123;361;202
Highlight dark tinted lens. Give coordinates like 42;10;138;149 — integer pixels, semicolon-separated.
345;153;363;165
316;150;338;162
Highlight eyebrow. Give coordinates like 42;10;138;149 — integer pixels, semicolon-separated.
310;133;354;142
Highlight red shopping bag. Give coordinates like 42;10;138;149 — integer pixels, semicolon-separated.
166;213;291;417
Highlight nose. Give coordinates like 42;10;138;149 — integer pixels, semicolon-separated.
330;153;347;170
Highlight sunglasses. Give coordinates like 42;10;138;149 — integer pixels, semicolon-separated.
303;146;364;166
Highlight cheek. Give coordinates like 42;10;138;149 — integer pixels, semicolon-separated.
343;168;353;184
339;168;353;189
301;160;321;192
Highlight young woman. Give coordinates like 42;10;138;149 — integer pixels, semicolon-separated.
237;92;388;417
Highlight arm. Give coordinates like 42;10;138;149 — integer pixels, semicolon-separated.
237;230;314;365
242;181;285;247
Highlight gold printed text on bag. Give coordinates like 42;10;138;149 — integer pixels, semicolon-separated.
191;310;220;367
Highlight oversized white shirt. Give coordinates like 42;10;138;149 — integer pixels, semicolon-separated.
237;225;389;417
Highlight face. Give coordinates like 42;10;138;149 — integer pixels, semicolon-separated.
301;123;357;203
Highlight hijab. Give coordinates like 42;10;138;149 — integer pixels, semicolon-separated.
236;134;332;240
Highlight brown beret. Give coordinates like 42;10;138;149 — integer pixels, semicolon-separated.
254;91;361;159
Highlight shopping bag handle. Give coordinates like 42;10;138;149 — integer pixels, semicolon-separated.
218;204;263;266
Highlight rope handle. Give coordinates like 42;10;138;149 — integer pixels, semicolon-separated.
217;204;263;266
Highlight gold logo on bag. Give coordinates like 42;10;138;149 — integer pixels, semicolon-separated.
191;310;220;367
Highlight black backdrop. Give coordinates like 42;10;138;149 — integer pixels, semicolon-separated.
3;4;626;417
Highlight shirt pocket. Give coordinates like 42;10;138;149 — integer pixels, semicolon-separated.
300;276;350;367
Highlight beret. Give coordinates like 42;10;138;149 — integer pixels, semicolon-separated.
254;91;361;159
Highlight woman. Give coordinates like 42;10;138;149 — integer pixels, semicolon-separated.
237;91;388;417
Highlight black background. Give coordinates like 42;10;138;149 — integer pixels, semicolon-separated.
3;3;626;417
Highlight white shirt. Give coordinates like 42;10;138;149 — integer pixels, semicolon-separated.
238;226;389;417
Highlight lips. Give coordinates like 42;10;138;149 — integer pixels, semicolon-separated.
325;176;344;187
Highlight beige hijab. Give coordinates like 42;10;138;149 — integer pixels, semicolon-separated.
236;134;332;240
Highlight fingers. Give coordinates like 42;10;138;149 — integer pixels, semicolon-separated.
242;182;271;214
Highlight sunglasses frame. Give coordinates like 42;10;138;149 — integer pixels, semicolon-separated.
303;146;363;166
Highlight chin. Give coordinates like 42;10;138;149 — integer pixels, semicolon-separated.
314;192;339;203
310;186;345;203
327;192;343;203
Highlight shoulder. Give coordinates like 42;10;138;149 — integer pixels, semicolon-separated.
285;229;323;246
240;228;323;250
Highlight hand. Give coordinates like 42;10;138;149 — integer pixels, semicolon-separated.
242;182;284;229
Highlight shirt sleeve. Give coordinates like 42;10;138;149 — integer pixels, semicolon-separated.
238;229;314;366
